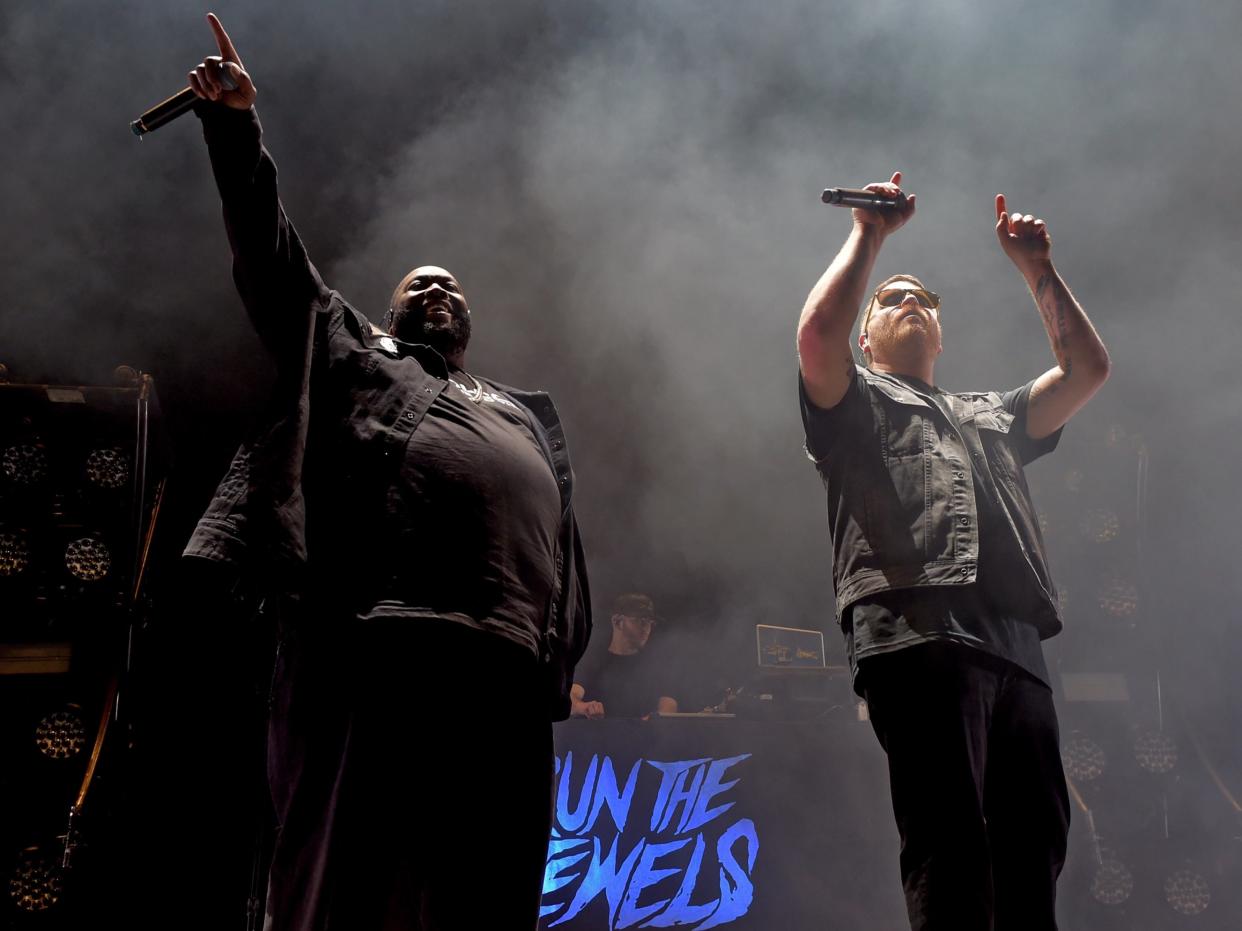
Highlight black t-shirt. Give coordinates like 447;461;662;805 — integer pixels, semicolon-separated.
360;368;563;656
575;639;676;719
811;372;1052;694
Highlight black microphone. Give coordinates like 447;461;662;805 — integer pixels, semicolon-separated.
821;187;907;210
131;69;238;136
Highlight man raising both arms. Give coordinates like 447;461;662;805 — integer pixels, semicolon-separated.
796;172;1109;930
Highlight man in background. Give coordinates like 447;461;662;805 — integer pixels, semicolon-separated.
572;593;679;718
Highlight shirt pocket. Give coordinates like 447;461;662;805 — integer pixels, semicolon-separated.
973;402;1022;490
866;406;932;562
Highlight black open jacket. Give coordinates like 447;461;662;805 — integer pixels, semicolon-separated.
183;104;591;720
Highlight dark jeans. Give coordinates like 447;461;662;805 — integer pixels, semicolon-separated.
861;641;1070;931
265;612;553;931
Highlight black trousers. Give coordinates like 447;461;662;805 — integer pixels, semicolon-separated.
861;642;1070;931
264;613;553;931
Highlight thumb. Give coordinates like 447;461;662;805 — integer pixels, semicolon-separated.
219;60;245;91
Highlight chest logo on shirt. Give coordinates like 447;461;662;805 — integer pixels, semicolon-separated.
449;378;522;411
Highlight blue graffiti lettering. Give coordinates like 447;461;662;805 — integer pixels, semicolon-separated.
646;758;710;833
652;761;707;834
615;838;692;928
548;834;646;927
639;832;717;928
556;752;600;834
543;755;758;929
586;756;642;834
694;819;758;931
682;754;749;834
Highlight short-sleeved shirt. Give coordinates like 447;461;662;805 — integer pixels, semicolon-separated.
802;371;1056;694
575;639;677;719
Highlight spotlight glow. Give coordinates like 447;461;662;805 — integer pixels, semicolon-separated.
85;446;129;489
1;445;48;486
1061;734;1106;782
64;536;111;582
0;530;31;576
8;848;61;913
1090;853;1133;906
1133;729;1178;775
1097;577;1138;619
35;708;86;761
1164;868;1210;915
1079;508;1120;543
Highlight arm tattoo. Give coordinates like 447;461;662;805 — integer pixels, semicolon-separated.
1035;273;1072;376
1035;274;1051;301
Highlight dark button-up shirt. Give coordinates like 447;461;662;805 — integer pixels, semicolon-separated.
183;105;591;719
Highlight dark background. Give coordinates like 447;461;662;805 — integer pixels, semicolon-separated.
2;0;1240;927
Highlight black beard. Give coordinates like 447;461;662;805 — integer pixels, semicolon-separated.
388;306;472;359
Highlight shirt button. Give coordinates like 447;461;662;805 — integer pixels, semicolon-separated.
405;411;415;420
559;476;569;485
960;567;970;575
959;516;968;525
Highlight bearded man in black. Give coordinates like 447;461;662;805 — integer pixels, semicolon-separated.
180;16;590;931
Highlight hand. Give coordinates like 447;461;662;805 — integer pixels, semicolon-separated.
571;698;605;719
995;194;1052;273
187;13;257;110
853;171;916;238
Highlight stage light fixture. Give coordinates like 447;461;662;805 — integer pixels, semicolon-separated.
1163;868;1210;915
84;446;129;490
1063;468;1084;492
1096;577;1138;619
35;707;86;761
64;536;111;582
1061;734;1106;782
1079;508;1120;543
1133;729;1178;775
0;529;31;576
1;444;48;486
8;847;62;913
1089;852;1133;906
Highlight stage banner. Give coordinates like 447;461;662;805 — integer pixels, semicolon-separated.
541;716;906;930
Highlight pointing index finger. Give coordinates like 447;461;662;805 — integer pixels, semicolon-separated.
207;12;243;66
995;194;1007;222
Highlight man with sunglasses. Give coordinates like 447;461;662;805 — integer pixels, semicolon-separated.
796;172;1110;930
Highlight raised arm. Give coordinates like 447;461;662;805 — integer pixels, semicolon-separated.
994;195;1111;440
188;14;328;355
797;173;916;409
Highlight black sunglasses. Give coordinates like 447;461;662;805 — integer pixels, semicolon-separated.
875;287;941;310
